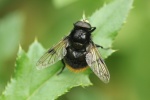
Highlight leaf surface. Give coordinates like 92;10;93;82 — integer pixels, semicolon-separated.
0;0;133;99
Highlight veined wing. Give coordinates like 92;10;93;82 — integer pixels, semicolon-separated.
86;42;110;83
36;36;69;70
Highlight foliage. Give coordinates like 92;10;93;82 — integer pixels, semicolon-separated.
0;0;133;99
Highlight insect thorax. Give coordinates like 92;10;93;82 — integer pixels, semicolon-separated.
69;28;91;49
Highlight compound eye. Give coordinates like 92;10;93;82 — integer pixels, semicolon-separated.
74;21;91;29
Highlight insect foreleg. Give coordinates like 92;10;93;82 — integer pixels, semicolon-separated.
95;44;110;50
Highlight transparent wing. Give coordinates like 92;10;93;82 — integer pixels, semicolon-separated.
86;42;110;83
36;36;69;70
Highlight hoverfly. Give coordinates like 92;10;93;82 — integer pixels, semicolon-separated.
36;19;110;83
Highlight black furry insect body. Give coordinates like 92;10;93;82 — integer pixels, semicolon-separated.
36;20;110;83
64;21;95;70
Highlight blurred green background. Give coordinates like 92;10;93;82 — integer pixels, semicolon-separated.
0;0;150;100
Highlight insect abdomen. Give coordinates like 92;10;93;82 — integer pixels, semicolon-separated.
64;46;88;69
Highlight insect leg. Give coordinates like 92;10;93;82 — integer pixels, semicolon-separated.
95;44;110;50
90;27;96;32
57;60;66;75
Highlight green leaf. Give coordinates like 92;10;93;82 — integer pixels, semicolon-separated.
0;11;25;93
1;40;92;100
89;0;133;58
0;0;133;99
